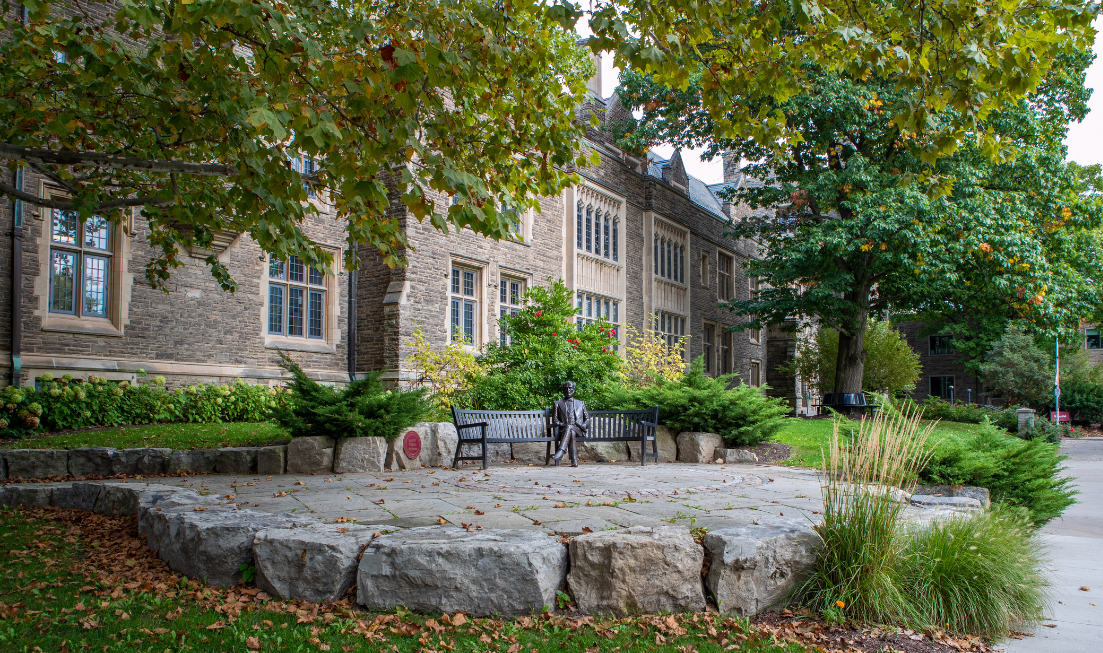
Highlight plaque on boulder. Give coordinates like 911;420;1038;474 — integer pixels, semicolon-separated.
402;431;422;460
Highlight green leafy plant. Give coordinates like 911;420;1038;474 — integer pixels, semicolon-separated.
921;420;1076;524
787;318;921;397
461;280;620;410
896;506;1047;639
271;352;430;441
909;396;1021;433
555;589;572;610
239;563;257;583
979;324;1055;407
603;357;789;447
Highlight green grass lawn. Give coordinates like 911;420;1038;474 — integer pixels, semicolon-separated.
774;417;994;469
0;421;289;451
0;506;812;653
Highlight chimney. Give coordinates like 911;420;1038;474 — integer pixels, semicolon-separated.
586;51;603;99
721;152;741;183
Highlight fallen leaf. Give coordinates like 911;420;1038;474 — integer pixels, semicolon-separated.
246;636;261;650
474;510;485;515
452;612;467;627
207;621;226;630
337;528;349;533
1081;586;1091;591
437;518;447;525
582;527;593;533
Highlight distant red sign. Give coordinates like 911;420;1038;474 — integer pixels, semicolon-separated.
402;430;422;459
1050;411;1070;423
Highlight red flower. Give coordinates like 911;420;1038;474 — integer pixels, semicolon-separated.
535;311;542;317
551;332;557;337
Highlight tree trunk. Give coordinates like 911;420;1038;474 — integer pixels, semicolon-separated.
834;316;868;395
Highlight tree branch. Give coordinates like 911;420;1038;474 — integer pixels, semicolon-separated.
0;181;167;211
0;143;238;177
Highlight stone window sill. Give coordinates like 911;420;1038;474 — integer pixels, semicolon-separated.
265;337;336;355
41;315;123;337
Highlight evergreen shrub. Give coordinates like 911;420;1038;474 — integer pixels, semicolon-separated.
603;357;790;447
271;353;430;440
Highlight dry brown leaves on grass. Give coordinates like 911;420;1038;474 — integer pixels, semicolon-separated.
754;610;991;653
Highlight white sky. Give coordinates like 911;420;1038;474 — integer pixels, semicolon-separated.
590;25;1103;182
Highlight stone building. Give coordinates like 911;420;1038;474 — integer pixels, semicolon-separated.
2;72;769;391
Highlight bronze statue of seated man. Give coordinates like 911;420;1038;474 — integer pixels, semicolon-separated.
551;381;589;467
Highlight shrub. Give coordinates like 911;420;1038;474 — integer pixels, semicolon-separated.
406;327;485;414
797;408;934;626
271;352;430;440
461;280;620;410
913;396;1020;432
921;420;1076;523
897;506;1047;639
1;374;288;438
1053;379;1103;424
617;319;689;388
603;357;789;447
979;323;1053;407
789;318;920;397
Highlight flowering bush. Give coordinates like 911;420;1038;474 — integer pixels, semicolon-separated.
618;318;689;387
0;372;291;438
407;327;485;413
461;279;621;410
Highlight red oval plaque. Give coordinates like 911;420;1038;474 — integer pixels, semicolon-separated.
402;430;422;459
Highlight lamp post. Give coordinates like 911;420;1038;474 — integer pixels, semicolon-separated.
1055;337;1061;424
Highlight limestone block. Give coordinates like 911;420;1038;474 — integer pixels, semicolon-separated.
257;446;287;476
577;440;629;462
254;523;376;602
912;484;991;509
215;448;258;475
511;441;552;465
68;448;117;476
909;495;982;512
721;448;759;464
334;437;387;474
286;437;335;474
426;422;458;467
0;484;57;508
113;448;173;476
53;482;105;511
3;449;69;479
676;432;724;464
136;486;204;537
358;527;568;616
628;425;678;463
567;525;706;616
144;507;314;585
170;449;219;473
386;433;422;471
704;519;820;616
94;482;148;516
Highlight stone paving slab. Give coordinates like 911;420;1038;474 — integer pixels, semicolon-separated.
147;462;823;533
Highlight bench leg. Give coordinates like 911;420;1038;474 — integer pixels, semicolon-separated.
640;437;645;466
544;440;552;466
652;435;658;464
451;440;462;469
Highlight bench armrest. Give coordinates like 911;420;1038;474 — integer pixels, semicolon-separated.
639;420;658;428
455;422;488;430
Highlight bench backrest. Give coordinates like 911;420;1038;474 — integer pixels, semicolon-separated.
452;408;551;441
584;408;658;440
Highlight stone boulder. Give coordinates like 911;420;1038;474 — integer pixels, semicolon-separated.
113;448;173;475
577;440;629;462
3;449;68;479
358;527;568;616
257;446;287;475
909;495;982;512
53;482;107;511
215;448;257;475
425;422;459;467
456;441;511;465
704;519;820;616
254;523;376;602
286;437;335;474
386;436;421;471
629;425;677;463
676;432;724;464
170;449;219;473
913;484;991;509
68;448;116;476
568;525;706;616
144;507;314;585
334;437;387;474
511;442;552;465
721;448;759;464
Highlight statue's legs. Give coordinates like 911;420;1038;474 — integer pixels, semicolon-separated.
553;429;578;466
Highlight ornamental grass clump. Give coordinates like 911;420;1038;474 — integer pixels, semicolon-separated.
897;506;1047;639
798;406;935;625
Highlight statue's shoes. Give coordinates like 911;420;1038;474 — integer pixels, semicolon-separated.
570;461;579;467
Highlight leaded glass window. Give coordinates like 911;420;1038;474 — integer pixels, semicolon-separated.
268;256;325;338
48;209;111;317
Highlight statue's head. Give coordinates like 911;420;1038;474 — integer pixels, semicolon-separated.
561;381;576;399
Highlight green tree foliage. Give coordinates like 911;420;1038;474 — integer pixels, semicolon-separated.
462;280;621;410
272;353;429;440
922;420;1076;524
791;319;920;396
615;51;1103;395
582;0;1097;164
979;324;1055;407
0;0;593;290
603;357;790;447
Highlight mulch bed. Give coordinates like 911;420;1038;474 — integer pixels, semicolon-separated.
753;610;992;653
749;441;792;464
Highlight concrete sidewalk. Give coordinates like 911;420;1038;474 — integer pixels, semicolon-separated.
1002;438;1103;653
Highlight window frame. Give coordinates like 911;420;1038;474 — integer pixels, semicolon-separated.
450;264;481;345
749;360;762;387
703;323;715;374
266;254;327;340
1087;329;1102;350
929;335;955;356
655;311;687;360
498;276;525;346
47;208;113;319
930;375;955;401
718;254;733;301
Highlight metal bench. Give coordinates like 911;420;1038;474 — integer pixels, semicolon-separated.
815;392;880;416
450;406;660;469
